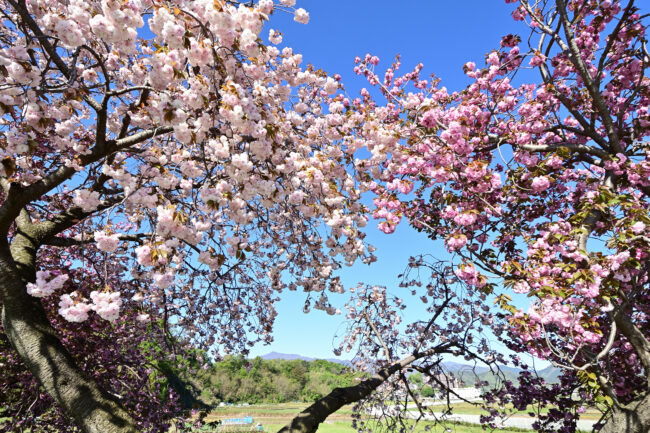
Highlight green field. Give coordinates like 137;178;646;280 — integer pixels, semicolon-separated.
207;401;601;422
5;401;596;433
201;402;568;433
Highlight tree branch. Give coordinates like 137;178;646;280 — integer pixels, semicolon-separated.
614;309;650;386
363;308;393;363
43;233;150;247
0;124;172;237
278;345;452;433
555;0;623;154
7;0;102;112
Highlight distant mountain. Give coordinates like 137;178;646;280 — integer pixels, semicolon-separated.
441;361;490;375
441;361;561;387
260;351;307;361
537;365;562;383
476;364;562;387
259;351;350;366
258;353;561;385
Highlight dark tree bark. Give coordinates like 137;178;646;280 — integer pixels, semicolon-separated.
278;364;400;433
599;393;650;433
0;230;140;433
596;311;650;433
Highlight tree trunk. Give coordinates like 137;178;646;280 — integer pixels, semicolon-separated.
278;347;444;433
277;373;389;433
0;242;140;433
599;393;650;433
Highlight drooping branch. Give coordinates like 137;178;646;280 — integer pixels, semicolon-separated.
277;344;453;433
363;308;393;362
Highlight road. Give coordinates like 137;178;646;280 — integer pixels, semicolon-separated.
367;407;596;431
419;412;596;431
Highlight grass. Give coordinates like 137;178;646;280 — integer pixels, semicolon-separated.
200;402;601;433
204;403;538;433
208;401;600;423
3;402;598;433
206;404;354;421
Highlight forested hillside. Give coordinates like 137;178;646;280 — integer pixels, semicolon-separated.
170;355;364;406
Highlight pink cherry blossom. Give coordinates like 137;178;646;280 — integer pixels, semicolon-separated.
26;271;69;298
446;233;468;251
294;8;309;24
630;221;646;234
530;176;550;193
90;290;122;322
58;293;93;323
94;231;120;252
453;212;477;226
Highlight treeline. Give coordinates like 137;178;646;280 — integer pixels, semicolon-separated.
205;356;362;403
164;355;364;405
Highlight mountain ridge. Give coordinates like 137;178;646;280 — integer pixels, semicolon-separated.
259;352;562;384
259;351;350;366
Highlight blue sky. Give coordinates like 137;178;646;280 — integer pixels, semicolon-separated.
248;1;526;360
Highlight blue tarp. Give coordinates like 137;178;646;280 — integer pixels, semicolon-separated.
221;417;253;425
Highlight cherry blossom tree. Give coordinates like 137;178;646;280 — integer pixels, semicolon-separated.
5;1;648;432
0;237;213;433
0;268;186;433
0;0;376;432
278;258;506;433
349;0;650;432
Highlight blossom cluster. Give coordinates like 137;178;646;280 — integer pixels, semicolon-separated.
26;271;69;298
3;0;377;368
344;0;650;417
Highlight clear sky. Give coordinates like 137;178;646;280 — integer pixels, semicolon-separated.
248;1;527;360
